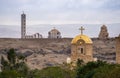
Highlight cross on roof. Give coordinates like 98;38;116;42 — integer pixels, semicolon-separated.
79;26;85;35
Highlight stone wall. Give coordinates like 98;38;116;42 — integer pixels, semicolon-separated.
116;36;120;64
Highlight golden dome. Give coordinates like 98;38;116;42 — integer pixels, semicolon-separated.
71;34;92;44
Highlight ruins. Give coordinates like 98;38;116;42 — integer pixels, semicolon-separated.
21;12;42;39
99;25;109;39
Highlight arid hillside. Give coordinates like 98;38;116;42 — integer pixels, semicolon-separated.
0;38;115;69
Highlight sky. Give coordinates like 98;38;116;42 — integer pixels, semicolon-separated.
0;0;120;38
0;0;120;25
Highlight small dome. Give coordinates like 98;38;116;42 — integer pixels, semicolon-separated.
49;28;60;33
71;34;92;44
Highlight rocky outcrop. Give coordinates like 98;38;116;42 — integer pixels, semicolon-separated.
92;38;115;63
99;25;109;39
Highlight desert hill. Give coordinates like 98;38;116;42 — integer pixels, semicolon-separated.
0;38;115;69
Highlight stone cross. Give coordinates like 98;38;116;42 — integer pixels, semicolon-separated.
79;26;85;35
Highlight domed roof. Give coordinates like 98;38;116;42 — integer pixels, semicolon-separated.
71;34;93;44
50;28;60;33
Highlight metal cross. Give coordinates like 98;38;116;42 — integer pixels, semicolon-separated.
79;26;85;35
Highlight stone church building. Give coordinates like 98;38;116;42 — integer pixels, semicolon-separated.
71;27;93;64
48;28;61;39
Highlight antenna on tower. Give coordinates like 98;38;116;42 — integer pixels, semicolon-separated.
22;11;24;14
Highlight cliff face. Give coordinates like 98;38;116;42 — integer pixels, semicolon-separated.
0;38;115;69
92;38;115;63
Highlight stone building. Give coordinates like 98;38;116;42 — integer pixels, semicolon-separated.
48;28;61;39
99;25;109;39
71;27;93;64
116;35;120;64
21;12;42;39
21;12;26;39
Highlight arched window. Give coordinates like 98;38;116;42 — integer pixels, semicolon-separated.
78;47;84;54
57;32;60;35
81;48;83;54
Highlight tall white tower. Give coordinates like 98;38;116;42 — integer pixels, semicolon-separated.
21;12;26;38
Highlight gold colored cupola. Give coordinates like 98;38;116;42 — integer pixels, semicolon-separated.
71;26;93;63
71;26;92;44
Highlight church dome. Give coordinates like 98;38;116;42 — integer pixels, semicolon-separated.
71;34;93;44
48;27;61;38
49;28;60;33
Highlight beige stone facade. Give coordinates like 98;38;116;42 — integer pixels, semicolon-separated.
116;35;120;64
48;28;61;39
71;27;93;63
21;12;26;39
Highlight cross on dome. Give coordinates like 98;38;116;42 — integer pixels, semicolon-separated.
79;26;85;35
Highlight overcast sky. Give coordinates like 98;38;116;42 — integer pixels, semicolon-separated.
0;0;120;25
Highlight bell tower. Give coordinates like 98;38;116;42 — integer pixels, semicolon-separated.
21;12;26;38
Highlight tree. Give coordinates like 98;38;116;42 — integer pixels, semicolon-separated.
1;56;9;70
77;59;84;67
7;48;16;66
93;64;120;78
0;70;21;78
0;48;29;77
27;67;75;78
76;60;107;78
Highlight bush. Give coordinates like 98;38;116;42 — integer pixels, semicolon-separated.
76;60;107;78
0;48;29;77
93;64;120;78
29;67;74;78
76;60;120;78
0;70;21;78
